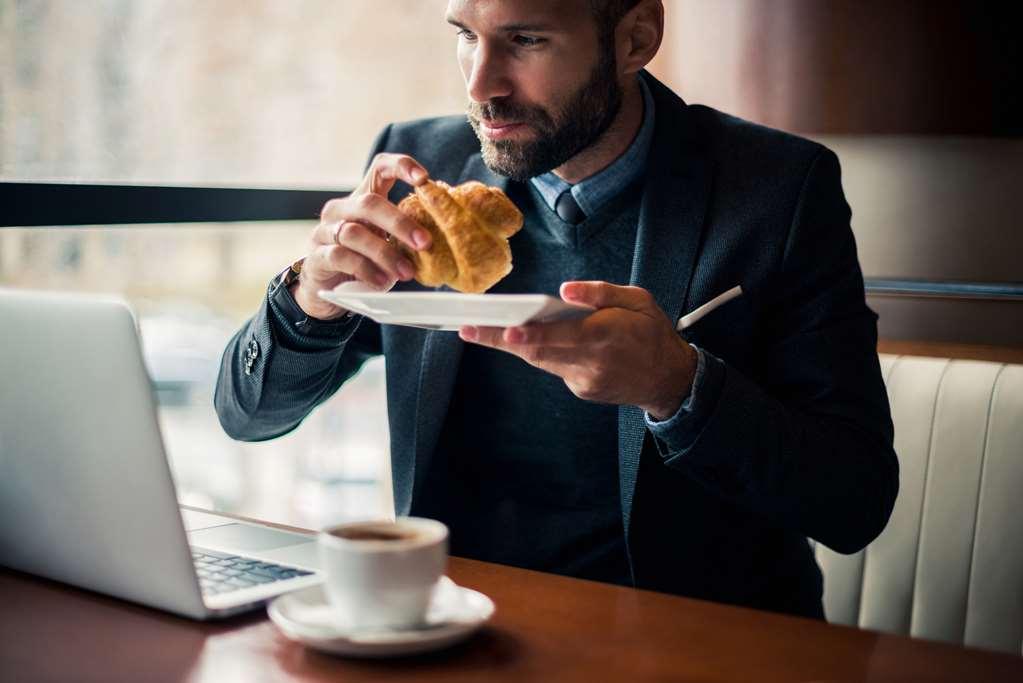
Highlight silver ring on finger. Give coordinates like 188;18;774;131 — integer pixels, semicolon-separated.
333;222;345;246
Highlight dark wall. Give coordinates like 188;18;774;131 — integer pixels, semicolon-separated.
741;0;1022;135
652;0;1022;136
649;0;1023;349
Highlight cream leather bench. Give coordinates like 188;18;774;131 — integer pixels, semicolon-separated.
815;353;1023;654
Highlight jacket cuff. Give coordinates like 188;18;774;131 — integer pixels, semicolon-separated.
267;276;363;351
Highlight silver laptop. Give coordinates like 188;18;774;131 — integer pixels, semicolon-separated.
0;288;322;619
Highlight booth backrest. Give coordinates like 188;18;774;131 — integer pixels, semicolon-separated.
816;354;1023;654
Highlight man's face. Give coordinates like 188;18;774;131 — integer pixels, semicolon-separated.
447;0;623;181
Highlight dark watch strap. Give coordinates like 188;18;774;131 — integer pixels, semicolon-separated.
276;257;305;289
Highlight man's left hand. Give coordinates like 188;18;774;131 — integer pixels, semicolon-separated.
458;281;698;420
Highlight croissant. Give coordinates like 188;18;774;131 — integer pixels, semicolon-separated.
397;180;523;293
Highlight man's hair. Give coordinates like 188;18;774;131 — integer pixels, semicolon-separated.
588;0;643;47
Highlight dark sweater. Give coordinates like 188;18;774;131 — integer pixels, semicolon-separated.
411;181;643;584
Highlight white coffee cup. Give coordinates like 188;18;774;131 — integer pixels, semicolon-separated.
317;517;449;632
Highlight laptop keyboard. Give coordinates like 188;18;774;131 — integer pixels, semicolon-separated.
191;547;313;597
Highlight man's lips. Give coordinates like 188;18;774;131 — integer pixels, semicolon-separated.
479;120;526;140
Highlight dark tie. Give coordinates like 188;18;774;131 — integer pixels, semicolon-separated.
555;190;586;224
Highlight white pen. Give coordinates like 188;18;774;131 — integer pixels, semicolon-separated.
676;285;743;332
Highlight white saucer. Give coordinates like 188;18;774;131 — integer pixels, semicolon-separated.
267;577;495;658
318;286;592;331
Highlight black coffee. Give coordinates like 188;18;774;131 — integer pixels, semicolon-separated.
333;527;420;542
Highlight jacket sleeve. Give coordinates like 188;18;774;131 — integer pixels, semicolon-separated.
213;125;396;441
648;148;899;555
213;280;382;441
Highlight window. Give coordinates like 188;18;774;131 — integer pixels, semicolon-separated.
2;0;469;528
2;0;465;186
0;223;391;527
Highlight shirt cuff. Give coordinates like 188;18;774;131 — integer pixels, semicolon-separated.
645;345;706;431
267;276;362;351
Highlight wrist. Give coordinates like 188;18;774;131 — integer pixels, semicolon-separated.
275;257;349;321
643;339;698;421
290;280;349;321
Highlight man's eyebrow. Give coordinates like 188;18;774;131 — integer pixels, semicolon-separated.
445;16;558;32
497;21;557;32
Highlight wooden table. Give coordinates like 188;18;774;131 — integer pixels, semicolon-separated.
2;557;1021;682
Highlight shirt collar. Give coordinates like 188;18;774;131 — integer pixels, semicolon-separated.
530;74;656;218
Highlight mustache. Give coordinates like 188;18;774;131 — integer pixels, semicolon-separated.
467;98;550;126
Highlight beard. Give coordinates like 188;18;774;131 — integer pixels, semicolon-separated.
466;51;623;181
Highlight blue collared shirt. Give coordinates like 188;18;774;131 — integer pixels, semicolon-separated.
530;75;656;218
529;75;706;429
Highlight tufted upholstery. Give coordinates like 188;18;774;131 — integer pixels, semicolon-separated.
816;354;1023;654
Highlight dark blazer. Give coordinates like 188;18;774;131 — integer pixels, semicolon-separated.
215;72;899;619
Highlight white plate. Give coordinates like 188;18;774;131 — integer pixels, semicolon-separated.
318;286;592;331
267;577;495;658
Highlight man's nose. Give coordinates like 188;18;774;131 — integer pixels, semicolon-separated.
465;43;513;104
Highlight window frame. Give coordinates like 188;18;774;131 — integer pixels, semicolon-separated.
3;180;1020;300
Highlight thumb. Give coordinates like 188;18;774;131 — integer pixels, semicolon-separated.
560;281;655;312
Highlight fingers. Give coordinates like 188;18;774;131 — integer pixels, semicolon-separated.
312;220;415;281
316;153;432;254
459;325;580;369
313;217;383;246
295;154;430;298
501;316;605;347
459;306;614;349
308;243;395;290
320;193;431;252
561;281;655;313
335;222;416;282
356;153;430;197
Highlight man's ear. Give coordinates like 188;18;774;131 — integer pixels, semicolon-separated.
617;0;664;75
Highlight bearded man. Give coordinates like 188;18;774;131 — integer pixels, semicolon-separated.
216;0;899;619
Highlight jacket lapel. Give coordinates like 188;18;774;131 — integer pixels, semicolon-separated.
407;327;463;506
408;154;512;504
454;153;513;192
617;73;714;536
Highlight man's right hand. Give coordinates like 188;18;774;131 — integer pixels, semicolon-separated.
290;153;434;320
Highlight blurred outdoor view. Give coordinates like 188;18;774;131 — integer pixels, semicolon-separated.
1;0;467;529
